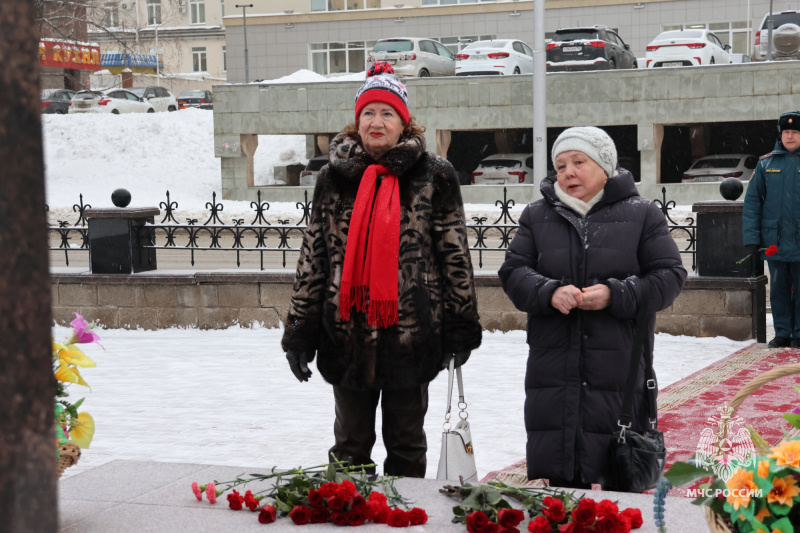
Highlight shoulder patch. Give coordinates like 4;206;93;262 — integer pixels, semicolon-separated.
759;152;773;160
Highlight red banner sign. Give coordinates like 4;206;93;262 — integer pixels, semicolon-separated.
39;39;101;71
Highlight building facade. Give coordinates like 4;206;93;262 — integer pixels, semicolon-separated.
223;0;771;83
89;0;227;80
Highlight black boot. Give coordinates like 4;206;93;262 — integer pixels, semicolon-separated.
768;336;792;348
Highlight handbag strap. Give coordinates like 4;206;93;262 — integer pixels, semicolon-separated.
617;278;657;438
443;358;467;429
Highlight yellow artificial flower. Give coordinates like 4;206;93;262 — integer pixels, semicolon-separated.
69;412;95;449
55;361;90;388
769;440;800;469
56;344;97;367
754;505;771;522
758;460;770;479
767;475;800;506
726;468;758;511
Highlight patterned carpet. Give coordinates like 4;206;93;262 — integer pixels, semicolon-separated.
481;343;800;492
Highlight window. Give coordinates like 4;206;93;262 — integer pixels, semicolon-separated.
310;0;380;12
192;47;207;72
147;0;161;25
422;0;494;4
222;46;227;71
220;0;224;17
310;41;370;75
103;2;119;27
191;0;205;24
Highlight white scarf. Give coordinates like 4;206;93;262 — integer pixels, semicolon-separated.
554;181;605;217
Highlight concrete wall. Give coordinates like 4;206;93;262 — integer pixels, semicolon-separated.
213;60;800;205
51;270;765;340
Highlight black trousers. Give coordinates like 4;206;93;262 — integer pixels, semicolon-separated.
328;383;429;478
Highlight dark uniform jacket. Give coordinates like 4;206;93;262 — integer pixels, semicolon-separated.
743;139;800;261
281;132;482;391
498;170;686;485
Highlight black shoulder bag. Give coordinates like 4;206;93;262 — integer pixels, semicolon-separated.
609;279;667;493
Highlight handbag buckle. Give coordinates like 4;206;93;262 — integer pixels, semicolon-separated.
617;420;631;444
649;418;657;430
646;379;656;389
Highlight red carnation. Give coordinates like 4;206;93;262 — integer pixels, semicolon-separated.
572;498;597;526
370;502;391;524
620;508;643;529
483;522;500;533
311;507;330;524
544;498;567;522
387;508;410;528
351;493;367;509
347;507;368;526
336;479;358;501
595;513;624;533
327;495;346;511
258;505;277;524
528;516;551;533
369;491;388;504
467;511;490;533
330;510;348;526
498;509;526;528
766;245;779;256
319;482;338;498
559;524;590;533
244;491;259;512
227;489;244;511
289;504;312;525
408;507;428;525
307;488;324;508
596;500;619;519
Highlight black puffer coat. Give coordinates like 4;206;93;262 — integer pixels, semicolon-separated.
498;170;686;486
281;132;482;391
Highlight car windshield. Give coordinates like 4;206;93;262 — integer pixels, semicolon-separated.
41;89;60;99
465;40;509;49
654;30;703;40
372;40;414;53
306;158;328;171
127;88;146;97
553;31;599;42
480;159;522;168
761;12;800;29
691;158;741;169
180;91;206;98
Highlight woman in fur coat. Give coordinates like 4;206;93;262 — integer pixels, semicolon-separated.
281;62;482;477
499;126;686;490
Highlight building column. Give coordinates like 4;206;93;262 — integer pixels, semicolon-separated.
0;1;58;531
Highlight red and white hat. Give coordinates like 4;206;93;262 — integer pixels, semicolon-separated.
354;62;409;125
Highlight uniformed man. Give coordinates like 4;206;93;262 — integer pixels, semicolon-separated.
743;110;800;348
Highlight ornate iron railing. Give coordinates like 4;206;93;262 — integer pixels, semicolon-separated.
47;187;697;271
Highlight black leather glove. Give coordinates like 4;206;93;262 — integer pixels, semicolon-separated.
442;351;471;369
286;350;313;382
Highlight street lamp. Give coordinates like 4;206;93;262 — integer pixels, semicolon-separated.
235;4;253;83
154;23;162;78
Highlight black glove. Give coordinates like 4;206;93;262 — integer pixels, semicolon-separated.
286;350;313;382
442;351;471;369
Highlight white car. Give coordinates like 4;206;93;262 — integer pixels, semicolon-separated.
128;86;179;112
368;37;456;78
69;89;155;114
455;39;534;76
681;154;758;183
471;154;534;185
645;29;732;68
299;155;328;186
752;10;800;61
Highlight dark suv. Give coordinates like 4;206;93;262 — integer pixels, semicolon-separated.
546;25;638;71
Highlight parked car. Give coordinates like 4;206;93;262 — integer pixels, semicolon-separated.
69;89;155;114
299;155;328;186
753;10;800;61
471;153;534;185
729;53;752;63
546;25;638;71
178;89;213;110
645;29;732;68
41;88;76;114
127;86;178;112
455;39;534;76
681;154;758;183
367;37;456;78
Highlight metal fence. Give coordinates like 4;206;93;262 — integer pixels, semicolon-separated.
47;187;696;271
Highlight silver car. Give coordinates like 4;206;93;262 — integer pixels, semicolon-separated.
128;86;179;112
471;153;534;185
681;154;758;183
368;37;456;78
753;10;800;61
299;155;328;186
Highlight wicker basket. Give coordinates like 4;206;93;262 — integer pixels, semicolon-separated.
703;362;800;533
57;441;81;478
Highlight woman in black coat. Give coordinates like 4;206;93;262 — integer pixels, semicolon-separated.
498;126;686;490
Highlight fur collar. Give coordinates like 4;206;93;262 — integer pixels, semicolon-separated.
328;132;426;182
553;181;605;217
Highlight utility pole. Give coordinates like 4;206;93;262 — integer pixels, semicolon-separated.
236;4;253;83
767;0;774;60
154;23;162;77
532;0;546;201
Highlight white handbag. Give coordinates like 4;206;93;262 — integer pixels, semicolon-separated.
436;358;478;483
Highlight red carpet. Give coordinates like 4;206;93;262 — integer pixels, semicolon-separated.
481;344;800;493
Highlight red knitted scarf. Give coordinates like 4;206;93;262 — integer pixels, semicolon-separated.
339;164;400;328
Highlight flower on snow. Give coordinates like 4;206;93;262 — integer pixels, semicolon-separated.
191;482;202;501
227;489;244;510
767;475;800;506
69;312;104;348
770;439;800;469
258;505;276;524
205;482;218;504
725;468;758;511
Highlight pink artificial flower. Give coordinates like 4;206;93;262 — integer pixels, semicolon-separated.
206;482;218;504
191;482;202;501
69;312;104;348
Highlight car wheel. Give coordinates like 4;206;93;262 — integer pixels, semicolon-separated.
111;109;120;114
418;69;430;77
147;108;155;113
608;59;616;69
56;109;66;114
513;67;521;74
168;106;176;112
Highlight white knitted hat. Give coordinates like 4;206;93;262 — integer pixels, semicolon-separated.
551;126;618;178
